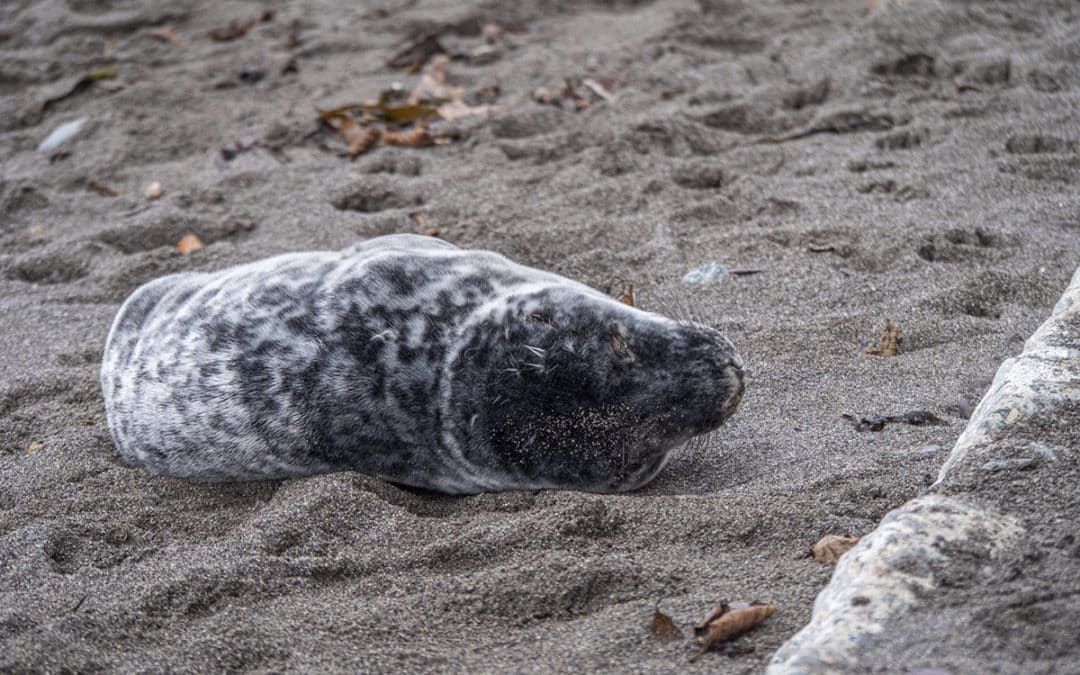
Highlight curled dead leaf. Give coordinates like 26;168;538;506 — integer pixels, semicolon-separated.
381;122;433;148
317;109;382;157
436;100;497;122
650;608;682;641
865;319;901;356
26;441;43;453
86;180;118;197
691;602;776;661
209;10;273;41
482;23;505;43
811;534;860;564
410;54;465;103
146;23;186;47
617;284;635;307
409;211;439;237
176;233;205;254
582;77;614;101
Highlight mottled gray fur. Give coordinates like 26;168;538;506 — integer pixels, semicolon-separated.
101;235;744;494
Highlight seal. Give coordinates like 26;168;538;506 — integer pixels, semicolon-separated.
101;234;744;494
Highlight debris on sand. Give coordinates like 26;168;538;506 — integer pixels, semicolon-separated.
38;117;87;153
810;534;860;564
691;601;777;661
146;24;186;47
176;233;205;254
864;319;901;356
209;10;274;42
841;410;946;432
650;607;682;641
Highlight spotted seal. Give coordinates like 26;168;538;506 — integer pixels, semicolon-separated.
100;234;744;494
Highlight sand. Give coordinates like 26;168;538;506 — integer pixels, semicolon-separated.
1;0;1078;671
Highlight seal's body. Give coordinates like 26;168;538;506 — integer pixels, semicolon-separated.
101;235;744;494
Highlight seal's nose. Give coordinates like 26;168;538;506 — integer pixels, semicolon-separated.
719;363;745;422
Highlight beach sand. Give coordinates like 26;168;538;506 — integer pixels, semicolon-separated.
1;0;1078;671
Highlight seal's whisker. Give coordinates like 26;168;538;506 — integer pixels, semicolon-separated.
524;345;546;358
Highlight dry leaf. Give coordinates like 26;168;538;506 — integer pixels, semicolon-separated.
344;125;381;156
285;19;302;49
317;109;381;157
482;23;505;43
381;122;433;148
807;243;837;253
146;24;186;47
436;100;497;122
617;284;635;307
26;441;43;453
387;33;445;73
811;534;860;564
86;180;118;197
209;10;273;41
409;211;439;237
102;34;121;57
176;233;205;254
410;54;465;103
865;319;901;356
144;182;163;200
650;608;682;641
582;77;614;101
533;87;556;104
842;410;946;432
691;602;776;661
693;602;731;636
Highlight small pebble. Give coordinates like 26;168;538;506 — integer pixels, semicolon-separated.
37;117;87;153
144;182;164;200
682;261;730;285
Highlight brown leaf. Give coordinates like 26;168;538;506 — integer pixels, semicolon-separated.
209;10;273;41
650;608;682;641
811;534;860;564
381;122;433;148
617;284;635;307
146;24;186;47
285;19;302;49
582;77;614;101
86;180;118;197
691;603;776;661
533;87;556;104
482;23;506;43
26;441;42;453
387;33;445;73
865;319;901;356
410;54;465;104
317;109;381;157
176;233;205;254
436;100;497;122
693;601;730;637
409;211;439;237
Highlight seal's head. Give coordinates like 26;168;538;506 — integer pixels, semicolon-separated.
442;285;744;493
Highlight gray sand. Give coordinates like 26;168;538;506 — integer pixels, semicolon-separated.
2;0;1079;671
